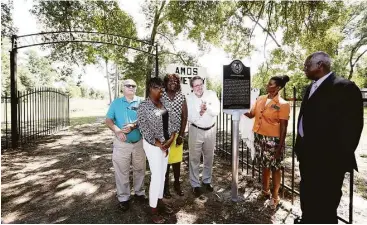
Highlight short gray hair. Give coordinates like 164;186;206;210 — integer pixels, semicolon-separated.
123;79;136;85
120;79;137;92
309;51;332;70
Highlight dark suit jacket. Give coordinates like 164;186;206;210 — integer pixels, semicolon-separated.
295;73;364;172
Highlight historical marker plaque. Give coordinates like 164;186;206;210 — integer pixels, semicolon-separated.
222;60;251;109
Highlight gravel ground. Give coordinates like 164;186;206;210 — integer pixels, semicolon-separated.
1;118;366;224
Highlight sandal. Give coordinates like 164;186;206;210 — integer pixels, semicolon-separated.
266;197;280;210
158;201;174;214
151;208;165;224
257;190;271;200
151;213;165;224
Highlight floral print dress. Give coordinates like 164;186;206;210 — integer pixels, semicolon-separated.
254;133;283;171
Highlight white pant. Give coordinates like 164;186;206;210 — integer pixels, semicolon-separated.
143;139;168;208
112;138;146;202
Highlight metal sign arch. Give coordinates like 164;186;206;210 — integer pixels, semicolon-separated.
9;31;159;148
12;31;157;55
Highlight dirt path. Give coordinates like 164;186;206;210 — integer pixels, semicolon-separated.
1;119;366;223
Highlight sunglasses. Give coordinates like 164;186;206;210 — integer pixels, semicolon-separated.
124;84;137;88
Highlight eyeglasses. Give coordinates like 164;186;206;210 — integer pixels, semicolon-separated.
193;84;203;88
124;84;137;88
152;86;164;91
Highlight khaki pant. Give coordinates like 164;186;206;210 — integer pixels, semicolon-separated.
188;125;216;187
112;138;146;202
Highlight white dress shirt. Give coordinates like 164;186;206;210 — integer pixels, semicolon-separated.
308;71;332;98
298;72;333;137
187;90;220;128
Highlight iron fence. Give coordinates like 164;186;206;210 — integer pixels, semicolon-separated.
1;95;11;149
1;88;69;150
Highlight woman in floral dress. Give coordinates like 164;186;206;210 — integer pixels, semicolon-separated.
244;75;290;209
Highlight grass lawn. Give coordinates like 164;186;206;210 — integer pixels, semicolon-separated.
69;116;104;127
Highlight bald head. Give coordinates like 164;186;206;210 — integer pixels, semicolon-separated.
304;51;332;80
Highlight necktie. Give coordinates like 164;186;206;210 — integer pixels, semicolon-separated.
298;82;318;137
308;81;318;98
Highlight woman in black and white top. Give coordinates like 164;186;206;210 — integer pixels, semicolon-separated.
161;73;188;198
137;77;176;224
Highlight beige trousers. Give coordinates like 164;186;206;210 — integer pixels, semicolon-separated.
112;138;146;202
188;125;216;187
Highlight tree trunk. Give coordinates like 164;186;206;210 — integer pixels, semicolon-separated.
105;58;112;104
348;49;367;80
145;0;167;97
348;67;354;80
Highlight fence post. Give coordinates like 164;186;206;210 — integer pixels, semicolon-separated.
349;170;354;223
10;35;18;148
291;86;296;204
17;91;21;147
5;93;9;149
67;95;70;126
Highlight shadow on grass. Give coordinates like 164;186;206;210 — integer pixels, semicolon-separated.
1;121;281;224
69;116;105;128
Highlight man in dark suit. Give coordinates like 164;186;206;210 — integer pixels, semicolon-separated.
295;51;364;223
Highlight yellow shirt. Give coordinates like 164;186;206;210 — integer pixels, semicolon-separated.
250;94;290;137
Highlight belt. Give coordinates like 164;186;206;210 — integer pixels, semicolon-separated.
126;139;141;144
191;123;215;131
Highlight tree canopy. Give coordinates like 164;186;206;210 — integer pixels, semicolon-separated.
2;0;365;97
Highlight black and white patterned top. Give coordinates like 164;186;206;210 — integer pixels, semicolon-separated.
161;91;186;132
137;98;177;145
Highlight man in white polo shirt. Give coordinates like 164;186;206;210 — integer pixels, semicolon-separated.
187;76;220;197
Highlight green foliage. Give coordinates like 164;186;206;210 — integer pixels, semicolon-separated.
1;1;16;38
352;56;367;88
1;43;62;95
66;84;81;98
1;38;11;95
31;1;137;64
252;2;367;94
252;47;310;99
80;85;89;98
206;76;222;96
1;42;100;97
88;87;100;99
342;3;367;80
25;50;58;85
31;1;138;100
29;0;366;96
165;1;240;52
